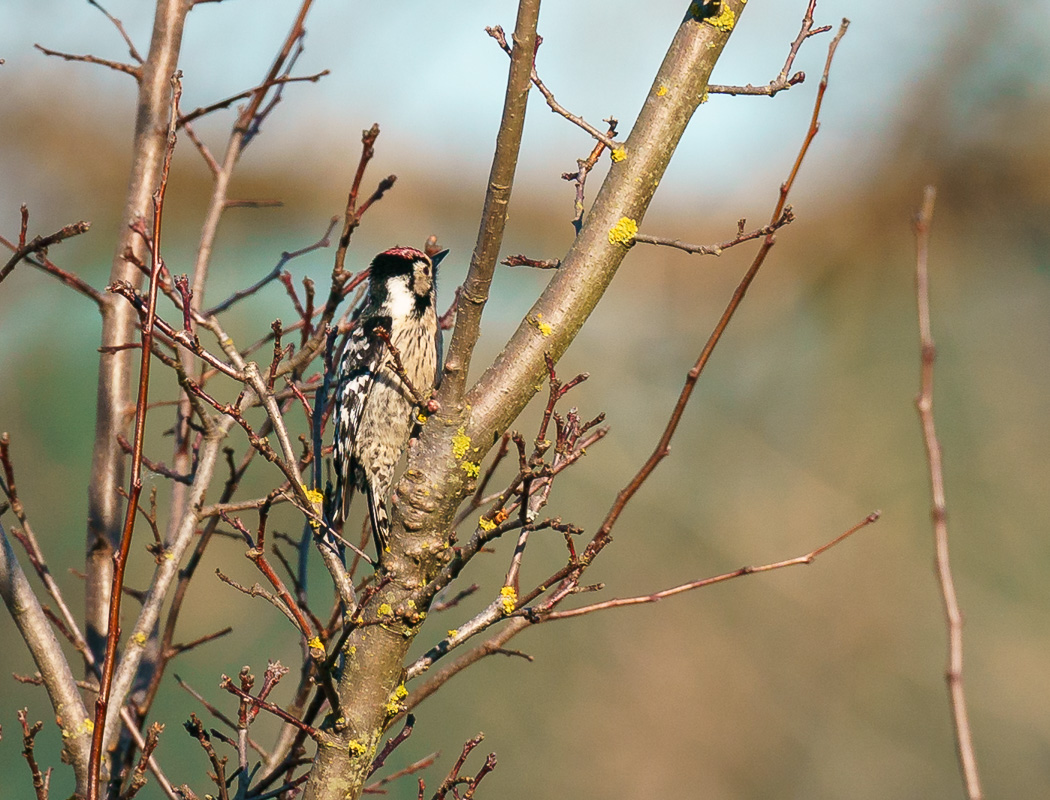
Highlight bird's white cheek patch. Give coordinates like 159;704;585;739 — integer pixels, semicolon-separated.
385;276;415;320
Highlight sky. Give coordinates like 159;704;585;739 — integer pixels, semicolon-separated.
0;0;984;209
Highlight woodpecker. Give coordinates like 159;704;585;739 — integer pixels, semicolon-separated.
331;246;446;557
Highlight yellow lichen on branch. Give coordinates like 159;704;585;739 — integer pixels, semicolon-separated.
608;217;638;247
500;585;518;615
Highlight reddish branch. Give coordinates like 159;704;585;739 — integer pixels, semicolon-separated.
0;215;91;285
429;734;496;800
333;124;394;275
87;73;181;800
562;117;619;232
174;674;269;759
220;507;317;640
581;17;850;576
366;714;415;778
363;753;437;795
219;674;323;741
542;513;880;621
18;709;50;800
913;186;983;800
122;722;163;800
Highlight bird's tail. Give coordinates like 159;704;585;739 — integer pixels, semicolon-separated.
366;486;390;555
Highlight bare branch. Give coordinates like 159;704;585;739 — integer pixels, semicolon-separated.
634;208;794;256
0;218;91;285
487;25;618;150
541;512;880;621
87;0;144;63
17;709;51;800
0;521;91;781
99;416;238;766
913;185;983;800
582;19;850;570
85;0;193;702
206;216;337;316
179;70;329;127
120;722;163;800
501;254;561;269
89;71;183;800
437;3;541;410
33;43;141;79
462;3;754;452
707;0;830;97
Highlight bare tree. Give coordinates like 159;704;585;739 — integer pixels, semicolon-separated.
0;1;984;799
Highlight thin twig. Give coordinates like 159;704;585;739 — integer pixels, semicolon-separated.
406;9;854;713
913;185;983;800
219;675;323;741
179;71;329;127
707;0;830;97
541;512;879;621
487;26;617;150
0;219;91;285
18;709;51;800
501;254;561;269
367;714;415;778
120;722;162;800
634;208;794;256
33;43;141;78
87;0;143;62
88;73;181;800
561;116;618;232
205;216;337;315
363;753;438;794
174;675;269;759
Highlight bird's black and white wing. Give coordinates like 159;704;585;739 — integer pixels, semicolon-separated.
331;316;388;523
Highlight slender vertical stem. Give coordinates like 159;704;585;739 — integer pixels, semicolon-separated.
87;74;181;800
85;0;191;673
914;185;983;800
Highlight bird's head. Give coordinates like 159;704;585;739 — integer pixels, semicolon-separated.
369;247;447;312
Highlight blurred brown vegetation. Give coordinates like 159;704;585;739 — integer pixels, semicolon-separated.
2;11;1049;799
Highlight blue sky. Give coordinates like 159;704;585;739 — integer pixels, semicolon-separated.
0;0;987;207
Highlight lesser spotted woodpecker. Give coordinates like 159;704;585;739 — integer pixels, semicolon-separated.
331;246;446;557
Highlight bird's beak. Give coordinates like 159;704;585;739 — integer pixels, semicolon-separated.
430;249;449;269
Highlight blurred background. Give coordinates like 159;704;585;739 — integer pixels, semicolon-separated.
2;0;1049;797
